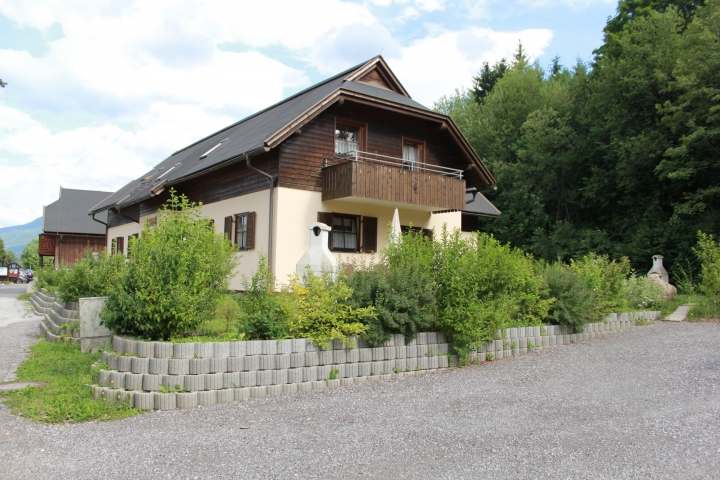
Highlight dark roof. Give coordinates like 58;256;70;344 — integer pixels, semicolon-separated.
92;56;494;214
464;192;501;218
43;188;112;235
339;81;429;110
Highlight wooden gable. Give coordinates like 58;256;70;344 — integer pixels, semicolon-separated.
357;68;394;92
346;58;409;97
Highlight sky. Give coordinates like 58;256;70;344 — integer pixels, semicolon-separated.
0;0;618;228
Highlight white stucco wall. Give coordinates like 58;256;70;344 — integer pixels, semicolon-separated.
273;187;461;284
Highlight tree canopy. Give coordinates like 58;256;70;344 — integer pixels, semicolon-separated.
435;0;720;278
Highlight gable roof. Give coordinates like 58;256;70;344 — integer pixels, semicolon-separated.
43;187;112;235
92;56;495;214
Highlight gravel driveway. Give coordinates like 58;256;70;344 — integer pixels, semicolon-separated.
1;312;718;479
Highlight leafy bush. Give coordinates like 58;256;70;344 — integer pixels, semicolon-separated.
570;253;630;314
433;229;553;360
235;256;291;339
624;274;663;311
101;190;238;340
57;251;126;303
345;231;436;346
543;262;598;331
196;294;245;338
689;232;720;318
285;269;373;348
34;265;66;292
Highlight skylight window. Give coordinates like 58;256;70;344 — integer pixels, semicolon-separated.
199;138;229;159
157;162;181;180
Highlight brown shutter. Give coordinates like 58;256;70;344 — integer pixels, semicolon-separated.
116;236;125;255
245;212;256;250
362;216;378;253
317;212;333;249
224;216;233;243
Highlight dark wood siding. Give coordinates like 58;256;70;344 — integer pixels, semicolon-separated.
278;103;468;192
108;150;280;223
55;234;106;267
322;161;466;211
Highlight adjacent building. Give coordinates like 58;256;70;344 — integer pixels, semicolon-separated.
40;187;112;267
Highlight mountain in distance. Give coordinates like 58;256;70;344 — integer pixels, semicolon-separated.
0;216;42;255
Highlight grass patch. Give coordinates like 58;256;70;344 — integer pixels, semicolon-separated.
0;341;142;423
658;294;702;317
687;299;720;323
17;292;32;301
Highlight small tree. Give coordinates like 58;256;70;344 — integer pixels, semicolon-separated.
101;190;238;340
20;239;40;270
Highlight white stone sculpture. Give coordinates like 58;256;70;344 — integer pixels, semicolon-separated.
296;222;338;277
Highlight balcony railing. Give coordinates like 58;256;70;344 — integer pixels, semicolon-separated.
325;150;464;179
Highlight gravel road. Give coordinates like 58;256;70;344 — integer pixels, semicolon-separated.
0;288;43;383
1;310;718;479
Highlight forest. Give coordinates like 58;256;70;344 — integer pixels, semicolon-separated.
435;0;719;279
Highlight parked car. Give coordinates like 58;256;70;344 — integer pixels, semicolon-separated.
17;270;27;284
24;269;34;282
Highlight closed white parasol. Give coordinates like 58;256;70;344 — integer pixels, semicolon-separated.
390;208;401;245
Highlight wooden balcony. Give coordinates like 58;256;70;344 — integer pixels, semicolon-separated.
322;155;466;211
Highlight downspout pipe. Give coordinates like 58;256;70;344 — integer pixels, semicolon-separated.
246;153;277;269
91;211;108;228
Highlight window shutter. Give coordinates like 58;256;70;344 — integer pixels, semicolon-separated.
224;216;233;243
317;212;333;249
246;212;256;250
422;228;433;240
362;216;378;253
116;236;125;255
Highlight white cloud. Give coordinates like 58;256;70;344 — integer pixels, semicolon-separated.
388;26;553;106
0;0;555;227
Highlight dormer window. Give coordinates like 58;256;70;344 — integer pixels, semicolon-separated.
335;122;363;155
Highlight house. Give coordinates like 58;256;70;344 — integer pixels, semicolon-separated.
39;187;113;267
90;56;498;289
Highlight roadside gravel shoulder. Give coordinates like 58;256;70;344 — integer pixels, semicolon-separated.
0;296;42;383
1;321;719;479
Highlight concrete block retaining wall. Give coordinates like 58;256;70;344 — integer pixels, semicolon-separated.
90;311;658;411
32;290;81;344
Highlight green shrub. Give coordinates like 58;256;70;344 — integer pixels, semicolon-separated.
543;262;598;331
235;255;291;339
34;265;67;292
570;253;630;314
690;232;720;318
197;294;244;336
285;269;373;348
345;232;437;346
624;274;663;311
57;251;126;303
101;190;238;340
433;229;553;360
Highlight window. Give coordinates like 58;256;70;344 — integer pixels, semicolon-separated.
461;214;481;232
127;233;139;257
335;122;363;155
317;212;377;253
146;216;157;227
401;225;433;239
332;214;358;251
402;140;423;171
225;212;256;250
111;236;125;255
